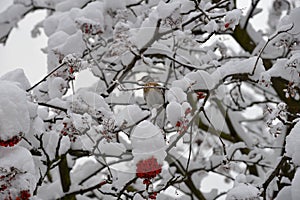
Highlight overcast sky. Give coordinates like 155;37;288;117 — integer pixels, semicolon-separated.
0;1;47;84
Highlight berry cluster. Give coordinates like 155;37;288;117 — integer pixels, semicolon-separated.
0;167;30;200
1;167;20;191
163;12;182;28
259;73;272;88
0;135;21;147
175;108;192;134
196;91;206;100
52;51;82;81
136;157;162;184
136;157;162;199
15;190;31;200
80;23;103;35
62;54;86;80
99;118;116;143
264;103;288;137
2;190;31;200
148;192;158;199
61;122;79;142
284;81;299;99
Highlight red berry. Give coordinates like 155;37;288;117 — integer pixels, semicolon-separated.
143;179;151;185
196;92;206;99
175;121;181;127
69;67;74;74
185;108;191;115
225;23;230;28
20;190;31;200
0;184;7;191
149;192;158;199
98;180;108;187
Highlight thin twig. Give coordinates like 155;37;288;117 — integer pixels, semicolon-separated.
26;62;66;92
118;84;168;92
260;156;290;199
38;102;68;113
251;24;294;75
243;0;260;29
62;179;111;198
185;125;193;172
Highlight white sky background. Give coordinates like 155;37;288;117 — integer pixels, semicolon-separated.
0;1;47;84
0;0;275;199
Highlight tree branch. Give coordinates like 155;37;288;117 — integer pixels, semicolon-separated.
59;154;73;195
260;156;291;199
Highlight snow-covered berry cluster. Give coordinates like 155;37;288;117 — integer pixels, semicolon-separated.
97;118;116;142
0;167;20;191
264;103;287;137
131;121;166;199
2;190;31;200
106;21;132;57
0;167;30;200
163;8;182;29
286;53;300;70
175;107;192;134
196;91;207;100
0;135;22;147
16;190;31;200
272;33;293;49
224;9;242;30
62;54;88;80
136;156;162;185
60;120;80;142
283;81;300;100
49;53;88;84
136;157;161;199
55;54;85;79
78;22;103;35
75;18;104;51
259;73;272;88
154;1;182;29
